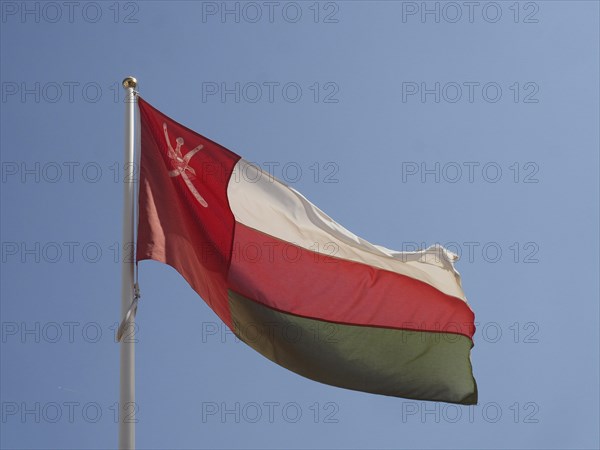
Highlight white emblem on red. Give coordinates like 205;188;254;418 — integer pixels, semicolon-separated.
163;122;208;208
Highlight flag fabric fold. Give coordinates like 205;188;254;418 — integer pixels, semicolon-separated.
136;97;478;405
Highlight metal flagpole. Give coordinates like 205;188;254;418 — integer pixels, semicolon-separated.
119;76;138;450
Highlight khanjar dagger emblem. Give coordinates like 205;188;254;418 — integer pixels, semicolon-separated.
163;122;208;208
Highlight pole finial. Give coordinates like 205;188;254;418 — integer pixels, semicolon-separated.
122;76;137;89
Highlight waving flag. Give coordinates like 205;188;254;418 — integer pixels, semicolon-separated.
136;97;478;405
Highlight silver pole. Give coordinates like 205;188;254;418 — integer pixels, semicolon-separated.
119;76;137;450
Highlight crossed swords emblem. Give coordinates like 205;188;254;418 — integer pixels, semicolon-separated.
163;122;208;208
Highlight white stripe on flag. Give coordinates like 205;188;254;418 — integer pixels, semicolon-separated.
227;159;468;302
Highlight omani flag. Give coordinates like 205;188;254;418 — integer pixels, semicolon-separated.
136;97;478;405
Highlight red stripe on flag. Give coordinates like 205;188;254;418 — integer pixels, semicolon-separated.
136;98;240;326
227;222;475;339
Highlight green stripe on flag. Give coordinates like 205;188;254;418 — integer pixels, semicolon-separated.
229;290;477;405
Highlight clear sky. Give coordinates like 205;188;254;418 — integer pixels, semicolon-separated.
1;1;599;449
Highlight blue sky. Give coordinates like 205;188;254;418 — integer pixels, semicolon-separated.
1;1;599;449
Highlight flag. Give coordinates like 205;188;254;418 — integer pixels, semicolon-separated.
136;97;478;405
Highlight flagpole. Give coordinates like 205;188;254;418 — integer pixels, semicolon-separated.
119;76;137;450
